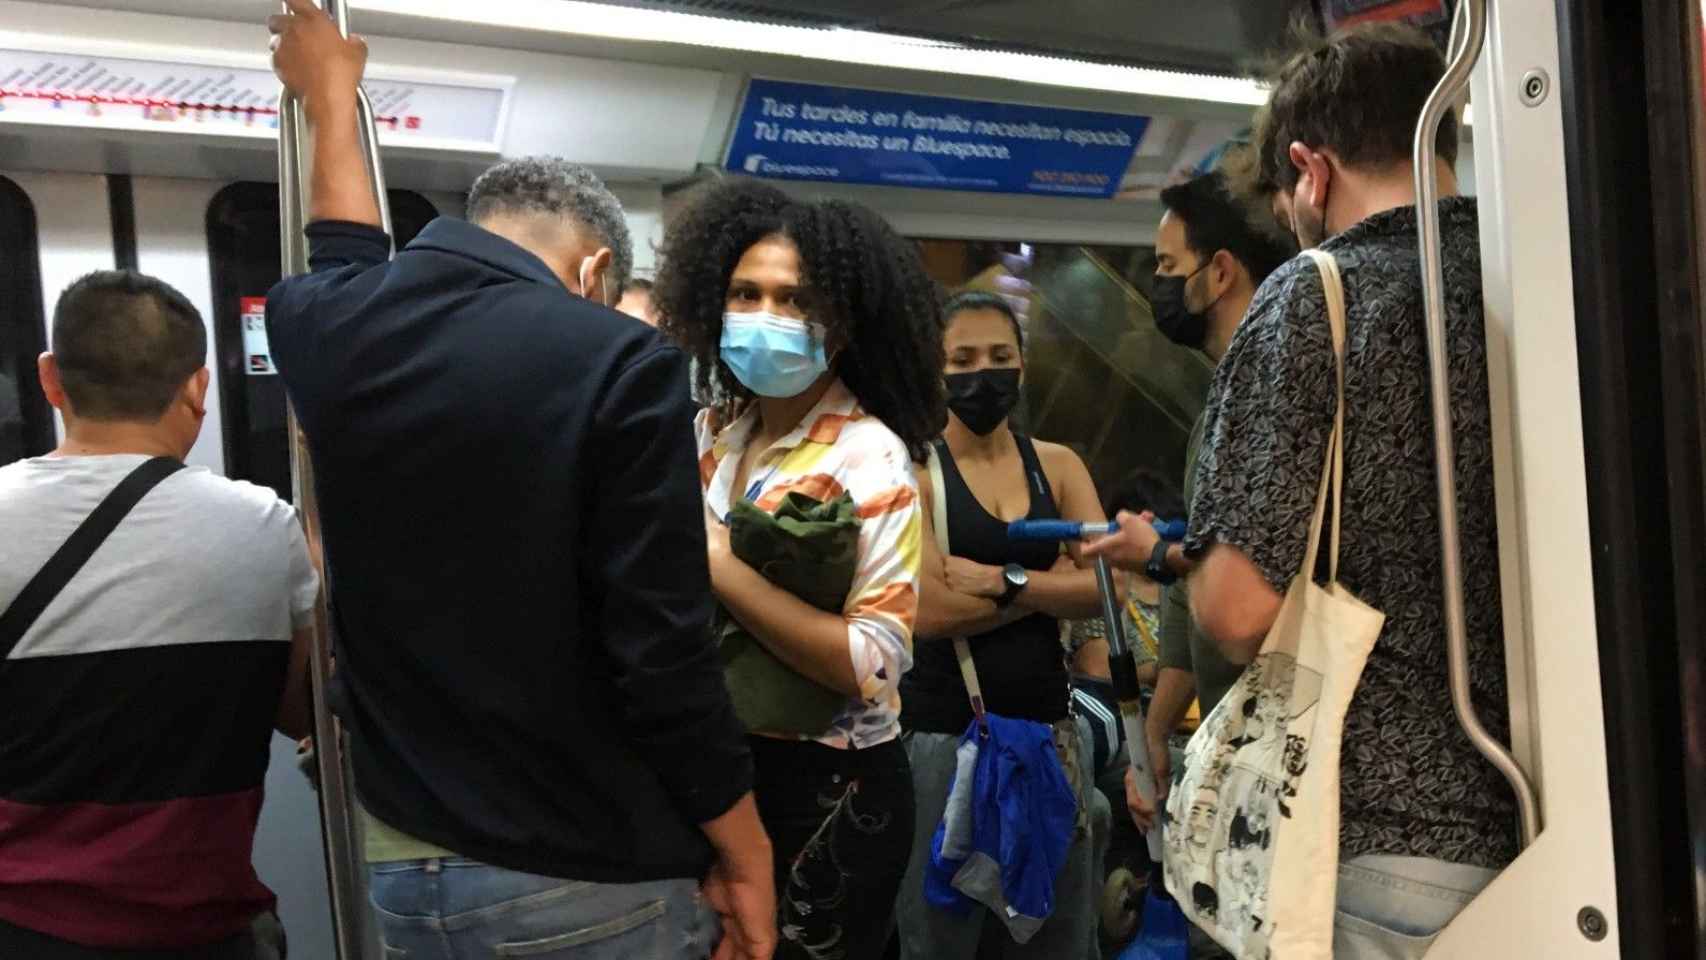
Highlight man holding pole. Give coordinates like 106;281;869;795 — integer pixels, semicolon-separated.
265;4;775;958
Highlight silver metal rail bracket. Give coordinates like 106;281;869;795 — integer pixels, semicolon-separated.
1413;0;1542;848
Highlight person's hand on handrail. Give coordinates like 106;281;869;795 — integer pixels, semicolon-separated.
268;0;384;228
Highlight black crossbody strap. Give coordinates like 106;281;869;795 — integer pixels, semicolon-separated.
0;456;185;659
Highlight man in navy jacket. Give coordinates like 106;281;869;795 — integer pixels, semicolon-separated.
266;3;774;957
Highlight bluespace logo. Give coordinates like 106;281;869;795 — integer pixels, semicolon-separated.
742;153;840;178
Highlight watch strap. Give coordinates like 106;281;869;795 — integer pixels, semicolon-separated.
1146;540;1177;586
995;564;1025;608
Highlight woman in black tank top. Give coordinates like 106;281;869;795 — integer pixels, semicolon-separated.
894;291;1111;959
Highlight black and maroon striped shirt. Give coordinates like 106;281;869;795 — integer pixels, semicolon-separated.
0;455;318;949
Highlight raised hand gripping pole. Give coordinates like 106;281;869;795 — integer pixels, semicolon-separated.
277;2;392;955
1009;519;1165;863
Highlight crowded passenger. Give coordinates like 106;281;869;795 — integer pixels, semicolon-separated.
0;270;312;958
617;276;657;324
1107;23;1516;959
1086;169;1292;847
264;3;775;958
654;178;946;960
898;289;1109;959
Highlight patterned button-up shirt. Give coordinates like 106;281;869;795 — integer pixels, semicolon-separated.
698;380;921;750
1183;197;1520;868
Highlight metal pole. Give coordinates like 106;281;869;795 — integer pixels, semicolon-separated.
277;1;393;954
1413;0;1541;847
1095;555;1163;862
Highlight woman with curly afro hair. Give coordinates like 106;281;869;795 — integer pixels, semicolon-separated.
655;178;946;960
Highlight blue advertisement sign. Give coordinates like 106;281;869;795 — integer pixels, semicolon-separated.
725;79;1150;199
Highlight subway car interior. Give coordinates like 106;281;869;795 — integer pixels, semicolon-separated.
0;0;1702;957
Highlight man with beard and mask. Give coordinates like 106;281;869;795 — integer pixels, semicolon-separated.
1086;170;1291;838
897;290;1110;960
1129;25;1515;959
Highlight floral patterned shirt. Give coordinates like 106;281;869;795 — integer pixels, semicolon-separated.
698;380;921;750
1183;198;1520;868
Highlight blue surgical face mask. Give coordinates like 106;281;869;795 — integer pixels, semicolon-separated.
719;311;829;398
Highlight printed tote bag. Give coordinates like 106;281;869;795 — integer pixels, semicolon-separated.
1161;249;1386;959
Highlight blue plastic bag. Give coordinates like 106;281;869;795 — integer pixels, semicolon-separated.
1117;889;1189;960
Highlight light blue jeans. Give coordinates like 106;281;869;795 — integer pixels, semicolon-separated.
368;858;716;960
1332;855;1498;960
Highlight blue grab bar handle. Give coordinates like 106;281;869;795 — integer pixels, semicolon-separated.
1006;520;1116;542
1006;518;1186;543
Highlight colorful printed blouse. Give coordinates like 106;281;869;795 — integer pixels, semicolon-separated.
697;379;922;750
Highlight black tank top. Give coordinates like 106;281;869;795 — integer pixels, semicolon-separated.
900;433;1071;734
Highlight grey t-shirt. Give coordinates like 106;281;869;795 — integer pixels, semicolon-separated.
1157;412;1242;717
0;454;318;659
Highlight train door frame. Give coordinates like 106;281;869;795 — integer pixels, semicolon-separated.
201;181;438;498
1423;0;1706;955
1554;0;1706;955
0;174;53;463
1423;0;1621;952
1;171;117;451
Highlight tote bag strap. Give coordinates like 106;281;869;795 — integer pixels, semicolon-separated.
927;443;988;729
1299;249;1349;585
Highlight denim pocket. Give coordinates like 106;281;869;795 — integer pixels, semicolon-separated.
492;898;667;957
1332;909;1439;960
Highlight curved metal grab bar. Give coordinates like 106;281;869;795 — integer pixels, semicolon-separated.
277;0;394;954
1413;0;1541;848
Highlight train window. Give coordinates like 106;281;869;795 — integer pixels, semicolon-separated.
0;175;52;467
918;238;1210;506
205;183;438;499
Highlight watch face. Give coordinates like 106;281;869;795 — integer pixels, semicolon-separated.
1005;564;1030;587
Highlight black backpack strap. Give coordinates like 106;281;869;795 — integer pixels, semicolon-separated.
0;456;185;659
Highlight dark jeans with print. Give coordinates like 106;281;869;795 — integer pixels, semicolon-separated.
750;735;915;960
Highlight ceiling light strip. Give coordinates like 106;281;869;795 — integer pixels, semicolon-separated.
352;0;1269;106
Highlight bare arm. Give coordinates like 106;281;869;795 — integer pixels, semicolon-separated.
939;444;1105;621
1189;544;1284;665
269;0;382;228
1011;443;1104;619
699;793;778;960
912;465;1026;640
274;627;312;741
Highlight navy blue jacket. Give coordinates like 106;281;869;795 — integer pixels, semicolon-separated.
267;218;749;881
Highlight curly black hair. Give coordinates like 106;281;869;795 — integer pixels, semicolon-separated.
655;179;948;463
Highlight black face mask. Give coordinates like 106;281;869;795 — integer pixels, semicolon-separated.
945;368;1022;436
1152;262;1214;350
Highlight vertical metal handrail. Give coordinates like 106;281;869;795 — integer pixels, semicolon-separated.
277;1;393;955
1414;0;1541;848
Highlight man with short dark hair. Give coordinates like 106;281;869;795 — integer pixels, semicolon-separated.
1187;24;1513;957
264;3;773;958
1085;169;1292;827
0;270;315;957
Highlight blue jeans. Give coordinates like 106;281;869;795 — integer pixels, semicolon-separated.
368;858;716;959
1332;855;1498;960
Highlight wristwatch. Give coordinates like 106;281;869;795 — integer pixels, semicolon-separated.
995;563;1029;608
1146;540;1178;586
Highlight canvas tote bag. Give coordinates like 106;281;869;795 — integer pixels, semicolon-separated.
1161;249;1386;959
